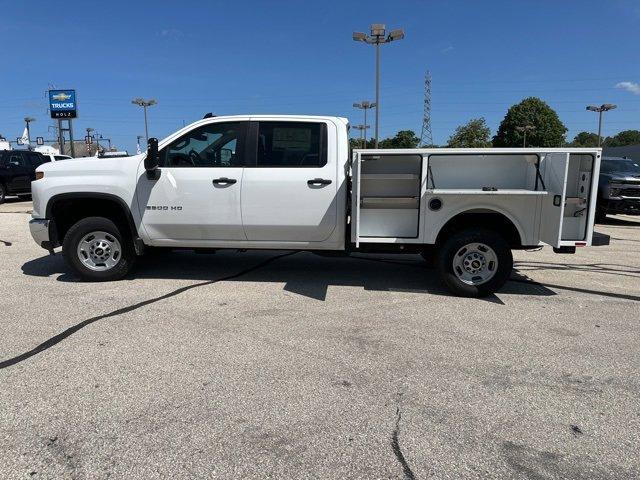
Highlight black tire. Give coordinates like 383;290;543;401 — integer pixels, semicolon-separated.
436;228;513;297
0;183;6;204
62;216;135;281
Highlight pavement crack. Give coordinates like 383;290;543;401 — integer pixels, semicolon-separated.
0;239;12;246
0;251;296;370
391;405;416;480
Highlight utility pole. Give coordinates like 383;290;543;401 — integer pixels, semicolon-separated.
86;127;94;156
353;24;405;148
516;125;535;147
586;104;617;147
353;101;376;148
131;98;157;143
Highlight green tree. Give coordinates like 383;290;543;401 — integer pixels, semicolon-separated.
569;131;600;147
604;130;640;147
493;97;567;147
349;137;376;149
447;118;492;148
378;130;420;148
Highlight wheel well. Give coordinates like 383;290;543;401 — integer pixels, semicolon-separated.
435;211;522;247
48;196;137;245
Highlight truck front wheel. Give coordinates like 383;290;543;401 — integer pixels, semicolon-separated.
62;217;135;281
437;228;513;297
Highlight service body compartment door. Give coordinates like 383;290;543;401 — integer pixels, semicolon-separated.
241;120;338;242
539;152;569;248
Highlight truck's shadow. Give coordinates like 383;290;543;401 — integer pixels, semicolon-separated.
22;250;555;302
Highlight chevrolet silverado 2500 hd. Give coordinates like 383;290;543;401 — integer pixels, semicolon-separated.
28;115;610;296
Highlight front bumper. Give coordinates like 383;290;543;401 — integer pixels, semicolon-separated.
29;219;57;250
602;198;640;215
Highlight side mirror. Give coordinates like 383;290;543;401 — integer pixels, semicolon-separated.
145;138;160;179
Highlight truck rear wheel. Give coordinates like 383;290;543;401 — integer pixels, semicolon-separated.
437;228;512;297
62;217;135;281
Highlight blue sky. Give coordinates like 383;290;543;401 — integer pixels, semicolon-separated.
1;0;639;151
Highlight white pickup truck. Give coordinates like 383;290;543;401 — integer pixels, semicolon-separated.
29;115;609;296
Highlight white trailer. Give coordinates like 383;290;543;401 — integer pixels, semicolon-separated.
28;115;609;296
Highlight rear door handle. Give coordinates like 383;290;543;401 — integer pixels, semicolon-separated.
212;177;237;185
307;178;332;186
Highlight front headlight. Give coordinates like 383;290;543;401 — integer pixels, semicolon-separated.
35;171;44;180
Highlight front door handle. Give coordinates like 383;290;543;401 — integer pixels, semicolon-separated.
307;178;332;186
212;177;237;185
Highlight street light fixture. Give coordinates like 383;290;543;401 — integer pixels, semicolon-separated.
515;125;535;147
586;103;617;147
352;23;405;148
131;98;157;143
353;101;376;148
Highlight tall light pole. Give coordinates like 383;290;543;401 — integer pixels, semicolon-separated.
131;98;157;143
353;101;376;148
24;117;36;149
586;104;617;147
516;125;535;147
353;24;405;148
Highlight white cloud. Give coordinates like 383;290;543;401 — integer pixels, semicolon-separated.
615;81;640;95
159;28;183;39
441;45;454;54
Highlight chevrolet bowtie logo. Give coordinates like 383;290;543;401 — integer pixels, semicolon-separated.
51;92;71;101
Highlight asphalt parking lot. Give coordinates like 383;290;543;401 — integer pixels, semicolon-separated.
1;198;639;479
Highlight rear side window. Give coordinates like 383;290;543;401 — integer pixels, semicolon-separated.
27;153;49;167
256;122;326;167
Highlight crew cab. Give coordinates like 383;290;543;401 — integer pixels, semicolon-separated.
596;156;640;220
0;149;50;203
29;115;610;296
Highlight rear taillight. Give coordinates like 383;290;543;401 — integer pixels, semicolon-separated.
35;171;44;180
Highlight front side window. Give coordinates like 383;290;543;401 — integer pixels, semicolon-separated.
256;122;326;167
9;154;26;167
160;122;245;168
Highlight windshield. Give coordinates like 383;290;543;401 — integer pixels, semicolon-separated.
601;159;640;174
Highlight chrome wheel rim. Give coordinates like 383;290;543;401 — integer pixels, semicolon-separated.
452;242;498;286
76;231;122;271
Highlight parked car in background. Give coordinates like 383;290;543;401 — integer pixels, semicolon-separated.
0;150;50;203
597;156;640;221
42;153;73;162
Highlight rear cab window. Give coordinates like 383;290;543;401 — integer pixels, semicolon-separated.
254;121;327;167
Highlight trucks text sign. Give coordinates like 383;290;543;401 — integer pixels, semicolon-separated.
49;90;77;119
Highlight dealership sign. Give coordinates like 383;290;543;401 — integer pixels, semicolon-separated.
49;89;77;119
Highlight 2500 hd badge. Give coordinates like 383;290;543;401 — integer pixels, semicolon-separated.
146;205;183;211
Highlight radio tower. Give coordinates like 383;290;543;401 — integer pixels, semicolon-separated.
419;71;433;147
